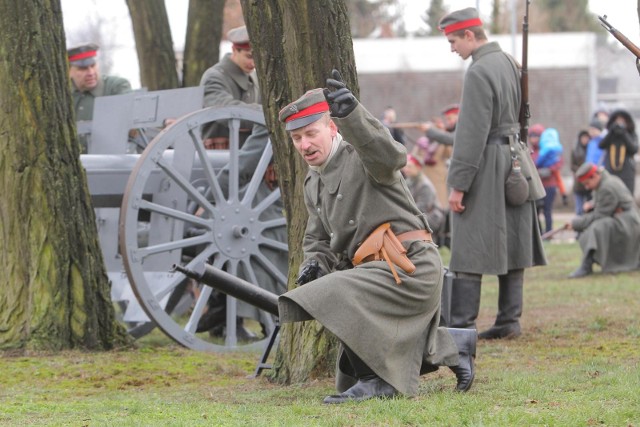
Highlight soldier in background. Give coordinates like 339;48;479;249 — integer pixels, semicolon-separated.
67;43;132;153
199;25;261;149
437;8;546;340
566;162;640;278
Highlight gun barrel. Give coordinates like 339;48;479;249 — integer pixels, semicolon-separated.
173;263;280;316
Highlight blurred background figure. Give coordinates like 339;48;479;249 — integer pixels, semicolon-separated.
530;125;564;235
401;154;446;242
67;42;132;153
571;129;592;215
380;106;405;145
598;109;638;196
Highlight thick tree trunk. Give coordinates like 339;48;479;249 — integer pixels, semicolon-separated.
182;0;226;87
126;0;179;90
0;0;129;351
242;0;358;384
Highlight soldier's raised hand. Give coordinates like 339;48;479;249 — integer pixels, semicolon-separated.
323;69;357;118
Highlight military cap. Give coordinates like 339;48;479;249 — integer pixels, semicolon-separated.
406;154;424;167
227;26;250;49
279;88;329;131
576;162;599;183
441;104;460;115
438;7;483;35
67;43;99;67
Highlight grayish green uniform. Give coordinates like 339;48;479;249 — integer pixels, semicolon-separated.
278;104;459;396
72;75;131;153
571;170;640;273
199;53;261;141
446;42;546;275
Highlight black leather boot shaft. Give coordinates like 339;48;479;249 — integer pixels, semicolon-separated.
447;327;477;392
478;269;523;339
449;277;482;329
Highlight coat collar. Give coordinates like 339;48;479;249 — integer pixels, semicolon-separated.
219;53;253;91
471;41;501;62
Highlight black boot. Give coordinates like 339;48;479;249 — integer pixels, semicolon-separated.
447;328;477;392
478;270;523;340
323;346;397;404
568;251;594;278
449;276;482;329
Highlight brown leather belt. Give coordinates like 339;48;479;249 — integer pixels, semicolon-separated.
397;229;433;243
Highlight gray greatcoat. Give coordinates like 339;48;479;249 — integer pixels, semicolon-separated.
446;42;546;275
200;53;261;141
72;75;131;153
571;170;640;273
278;103;459;396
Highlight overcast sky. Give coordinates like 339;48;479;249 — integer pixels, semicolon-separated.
61;0;639;88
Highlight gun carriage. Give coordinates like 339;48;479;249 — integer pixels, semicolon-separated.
80;87;288;352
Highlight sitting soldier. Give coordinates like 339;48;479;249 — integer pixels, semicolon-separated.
566;162;640;278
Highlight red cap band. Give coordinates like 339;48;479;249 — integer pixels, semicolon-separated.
407;155;421;167
285;101;329;122
233;42;251;50
442;18;483;34
69;50;97;62
578;165;598;183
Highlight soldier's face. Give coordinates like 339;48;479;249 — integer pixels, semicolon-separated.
232;48;255;74
290;114;337;167
69;63;99;91
447;31;474;60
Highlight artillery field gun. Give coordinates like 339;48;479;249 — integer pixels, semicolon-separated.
80;88;288;354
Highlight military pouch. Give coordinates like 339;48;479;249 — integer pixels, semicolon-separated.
509;137;546;201
505;157;529;206
352;222;416;285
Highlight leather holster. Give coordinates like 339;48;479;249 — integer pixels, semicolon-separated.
352;223;416;285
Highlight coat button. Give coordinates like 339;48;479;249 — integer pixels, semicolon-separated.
337;194;343;200
330;232;334;238
348;220;355;225
317;208;321;213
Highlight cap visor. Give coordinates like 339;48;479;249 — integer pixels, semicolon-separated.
285;112;325;131
70;58;96;67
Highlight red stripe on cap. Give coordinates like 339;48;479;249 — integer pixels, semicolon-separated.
69;50;97;62
443;17;483;34
233;42;251;50
578;165;598;183
407;155;421;167
285;101;329;122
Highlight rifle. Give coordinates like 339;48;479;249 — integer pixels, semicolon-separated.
388;122;426;129
540;223;569;241
519;0;531;144
598;15;640;74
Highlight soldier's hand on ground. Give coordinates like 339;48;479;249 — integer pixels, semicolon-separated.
323;69;357;118
295;259;324;285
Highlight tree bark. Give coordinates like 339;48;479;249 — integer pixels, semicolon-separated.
126;0;179;90
0;0;129;351
182;0;226;88
242;0;358;384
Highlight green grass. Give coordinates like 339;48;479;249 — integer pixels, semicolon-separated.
2;242;639;426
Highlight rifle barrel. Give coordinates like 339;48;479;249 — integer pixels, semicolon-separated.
598;15;640;58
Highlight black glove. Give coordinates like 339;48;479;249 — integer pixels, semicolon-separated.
323;69;357;118
295;259;324;285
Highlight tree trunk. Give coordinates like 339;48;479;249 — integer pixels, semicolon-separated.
126;0;179;90
242;0;358;385
182;0;226;88
0;0;129;352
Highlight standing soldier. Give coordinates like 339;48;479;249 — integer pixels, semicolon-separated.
67;43;132;153
199;25;261;149
438;8;546;339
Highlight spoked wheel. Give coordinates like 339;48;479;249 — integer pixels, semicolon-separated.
119;106;288;352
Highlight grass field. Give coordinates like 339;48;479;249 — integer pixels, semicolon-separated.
1;241;639;426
